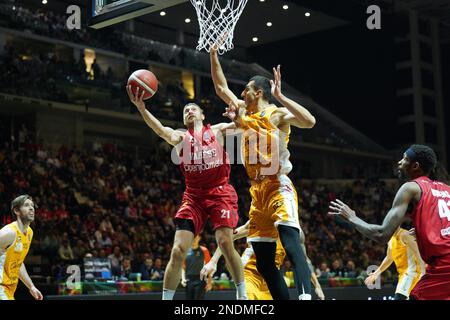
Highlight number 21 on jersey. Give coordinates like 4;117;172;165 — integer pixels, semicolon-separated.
221;209;230;219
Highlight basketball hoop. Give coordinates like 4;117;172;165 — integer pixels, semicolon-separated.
190;0;248;54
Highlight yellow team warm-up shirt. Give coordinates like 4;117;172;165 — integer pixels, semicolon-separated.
0;222;33;300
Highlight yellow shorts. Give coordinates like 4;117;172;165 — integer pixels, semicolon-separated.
396;271;422;297
248;175;300;241
0;285;15;300
241;241;286;300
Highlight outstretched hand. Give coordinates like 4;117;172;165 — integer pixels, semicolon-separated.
328;199;356;221
222;100;241;122
200;261;217;282
210;32;229;53
270;65;283;100
126;85;146;113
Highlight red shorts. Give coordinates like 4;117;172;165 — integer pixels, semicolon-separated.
175;183;239;235
410;255;450;300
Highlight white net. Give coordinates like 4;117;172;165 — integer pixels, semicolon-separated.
190;0;248;54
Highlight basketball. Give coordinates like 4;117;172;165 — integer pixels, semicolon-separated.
127;69;158;100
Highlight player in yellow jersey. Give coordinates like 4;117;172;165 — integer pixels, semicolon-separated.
364;227;425;300
0;195;43;300
210;44;316;300
200;221;325;300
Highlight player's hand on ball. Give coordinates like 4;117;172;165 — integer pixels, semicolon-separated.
328;199;356;221
126;85;146;113
200;261;217;281
30;286;43;300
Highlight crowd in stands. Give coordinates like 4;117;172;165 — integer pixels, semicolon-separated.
0;126;401;286
0;0;250;79
0;1;393;155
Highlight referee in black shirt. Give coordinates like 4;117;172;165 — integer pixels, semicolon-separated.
181;235;213;299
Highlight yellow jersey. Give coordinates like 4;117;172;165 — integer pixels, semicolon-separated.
240;105;292;181
388;228;425;296
0;222;33;300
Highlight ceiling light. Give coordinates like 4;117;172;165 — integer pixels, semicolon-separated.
42;0;48;4
259;0;265;2
185;18;191;23
305;12;311;17
252;37;258;42
266;22;272;27
282;4;288;10
160;11;166;16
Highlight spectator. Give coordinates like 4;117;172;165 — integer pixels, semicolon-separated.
344;260;358;278
316;262;331;279
58;239;75;262
150;257;164;281
119;258;133;280
140;258;154;281
108;246;123;276
330;259;345;278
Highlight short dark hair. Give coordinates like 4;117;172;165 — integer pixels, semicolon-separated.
249;75;272;101
10;194;34;216
407;144;437;174
183;102;204;113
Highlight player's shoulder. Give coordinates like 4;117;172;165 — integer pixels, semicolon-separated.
0;224;17;244
399;181;422;195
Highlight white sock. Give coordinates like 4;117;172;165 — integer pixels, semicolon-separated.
162;288;176;300
299;293;312;300
235;282;248;300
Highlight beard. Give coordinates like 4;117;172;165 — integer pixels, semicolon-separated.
397;168;409;182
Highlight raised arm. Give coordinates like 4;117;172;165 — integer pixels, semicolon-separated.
127;86;184;146
210;47;244;108
328;182;420;244
211;122;241;136
270;65;316;129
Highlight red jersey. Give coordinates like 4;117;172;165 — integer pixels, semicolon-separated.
411;176;450;265
179;124;230;189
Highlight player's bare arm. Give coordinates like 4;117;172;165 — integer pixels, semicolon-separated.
365;245;393;286
19;264;43;300
328;182;421;244
210;45;245;109
269;65;316;129
126;85;184;146
211;122;241;137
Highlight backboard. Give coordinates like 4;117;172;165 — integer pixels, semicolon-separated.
89;0;188;29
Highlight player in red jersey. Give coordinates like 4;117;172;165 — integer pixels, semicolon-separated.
328;144;450;300
126;86;247;300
